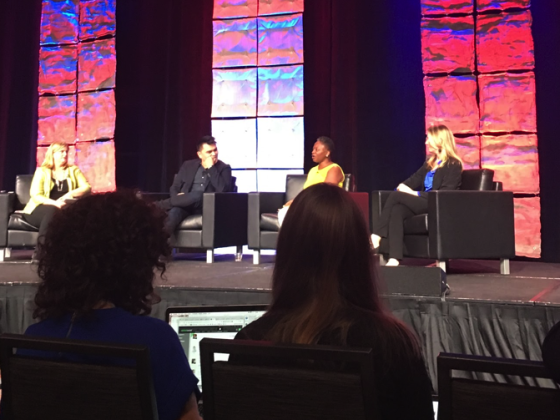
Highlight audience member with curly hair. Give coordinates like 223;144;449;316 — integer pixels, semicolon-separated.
23;191;201;420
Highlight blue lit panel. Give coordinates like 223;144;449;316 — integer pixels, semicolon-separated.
258;65;303;116
39;45;78;95
257;117;303;168
213;18;257;68
257;169;304;192
79;0;116;40
212;68;257;117
258;14;303;66
211;119;257;168
78;38;116;91
232;170;257;193
213;0;258;19
258;0;304;16
38;95;77;145
40;0;79;45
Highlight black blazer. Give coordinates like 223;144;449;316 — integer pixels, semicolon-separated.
170;159;232;196
402;158;462;198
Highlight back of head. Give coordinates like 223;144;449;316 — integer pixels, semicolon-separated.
34;191;169;320
427;124;462;166
317;136;335;154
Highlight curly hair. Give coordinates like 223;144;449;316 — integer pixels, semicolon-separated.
33;190;170;320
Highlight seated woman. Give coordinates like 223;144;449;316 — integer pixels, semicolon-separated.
236;183;434;420
24;191;201;420
23;142;90;241
371;124;463;266
278;136;344;225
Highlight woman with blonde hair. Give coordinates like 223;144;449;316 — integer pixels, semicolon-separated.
370;124;463;266
23;143;90;242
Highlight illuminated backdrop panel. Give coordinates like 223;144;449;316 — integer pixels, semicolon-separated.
40;0;79;45
257;14;303;66
79;0;116;40
213;0;258;19
38;45;78;95
421;0;474;16
38;95;77;145
477;0;531;12
258;0;304;16
213;18;258;68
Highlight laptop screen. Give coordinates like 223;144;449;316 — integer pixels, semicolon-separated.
166;305;267;391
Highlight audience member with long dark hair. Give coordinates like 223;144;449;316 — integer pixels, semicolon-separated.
236;183;434;419
23;191;201;420
371;124;463;266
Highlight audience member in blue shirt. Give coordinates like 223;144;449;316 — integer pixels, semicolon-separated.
22;191;201;420
370;125;463;266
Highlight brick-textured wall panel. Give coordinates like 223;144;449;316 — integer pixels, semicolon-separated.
214;0;258;19
421;0;474;16
421;16;475;74
77;90;116;142
79;0;116;40
78;38;116;91
477;11;534;73
513;196;541;258
212;68;257;117
477;0;531;12
38;95;76;145
213;18;257;68
75;140;116;192
481;134;539;193
258;14;303;66
424;75;479;134
40;0;79;45
257;65;303;116
39;45;78;95
479;72;536;133
258;0;303;16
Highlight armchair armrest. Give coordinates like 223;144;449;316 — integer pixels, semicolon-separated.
248;192;285;248
202;193;248;248
428;190;515;259
370;191;393;233
0;192;15;247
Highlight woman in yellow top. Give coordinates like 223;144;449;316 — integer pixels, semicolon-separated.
278;136;344;225
23;143;91;240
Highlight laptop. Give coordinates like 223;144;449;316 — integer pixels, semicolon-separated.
166;304;268;391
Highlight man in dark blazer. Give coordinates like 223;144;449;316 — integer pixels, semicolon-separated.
157;136;232;234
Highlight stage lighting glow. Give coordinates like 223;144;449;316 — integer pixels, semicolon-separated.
38;95;77;145
421;0;474;16
212;68;258;117
79;0;116;40
213;18;258;68
257;65;303;116
78;38;116;91
257;14;303;66
77;90;116;142
514;196;541;258
76;140;116;192
211;119;258;168
258;0;304;16
213;0;258;19
40;0;79;45
39;45;78;95
257;117;304;168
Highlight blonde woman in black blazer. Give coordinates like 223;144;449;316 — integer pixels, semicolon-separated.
371;125;463;266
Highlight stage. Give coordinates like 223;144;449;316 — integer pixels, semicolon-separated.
1;250;560;390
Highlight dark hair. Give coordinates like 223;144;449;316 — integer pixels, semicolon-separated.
197;135;217;151
33;191;170;320
317;136;335;154
264;184;420;356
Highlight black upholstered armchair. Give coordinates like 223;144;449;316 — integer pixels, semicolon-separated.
248;174;353;264
0;175;38;261
370;169;515;274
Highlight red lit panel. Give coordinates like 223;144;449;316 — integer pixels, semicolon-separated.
40;0;79;45
77;90;116;142
481;134;539;193
75;140;116;192
212;68;257;117
424;75;479;134
478;73;536;133
477;11;534;73
38;95;77;145
79;0;116;40
213;0;258;19
213;18;257;68
39;45;78;95
258;14;303;66
421;0;473;16
514;197;541;258
455;135;480;169
258;0;304;16
78;38;116;91
477;0;531;12
421;16;475;74
36;145;76;168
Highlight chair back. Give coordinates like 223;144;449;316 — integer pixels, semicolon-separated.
200;338;376;420
14;174;34;209
460;169;495;191
285;175;307;202
438;352;560;420
231;176;238;192
0;333;158;420
343;174;354;191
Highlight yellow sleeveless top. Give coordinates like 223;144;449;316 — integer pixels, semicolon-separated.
303;163;344;189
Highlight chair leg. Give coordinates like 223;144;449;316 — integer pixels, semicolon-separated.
253;250;261;265
436;260;447;272
206;249;214;264
500;258;510;275
235;246;243;262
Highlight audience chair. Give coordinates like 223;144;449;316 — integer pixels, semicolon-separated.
200;337;376;420
248;174;354;264
0;175;37;261
0;333;158;420
371;169;515;274
437;352;560;420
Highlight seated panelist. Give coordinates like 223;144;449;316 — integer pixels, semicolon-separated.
156;135;232;234
370;125;463;266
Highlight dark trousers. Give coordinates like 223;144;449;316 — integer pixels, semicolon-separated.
22;204;60;239
372;191;428;260
156;192;203;235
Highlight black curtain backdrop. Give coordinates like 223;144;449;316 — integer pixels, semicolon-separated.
0;0;42;191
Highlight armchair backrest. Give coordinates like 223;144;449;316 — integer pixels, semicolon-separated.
460;169;495;191
200;338;376;420
0;333;158;420
15;174;34;209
